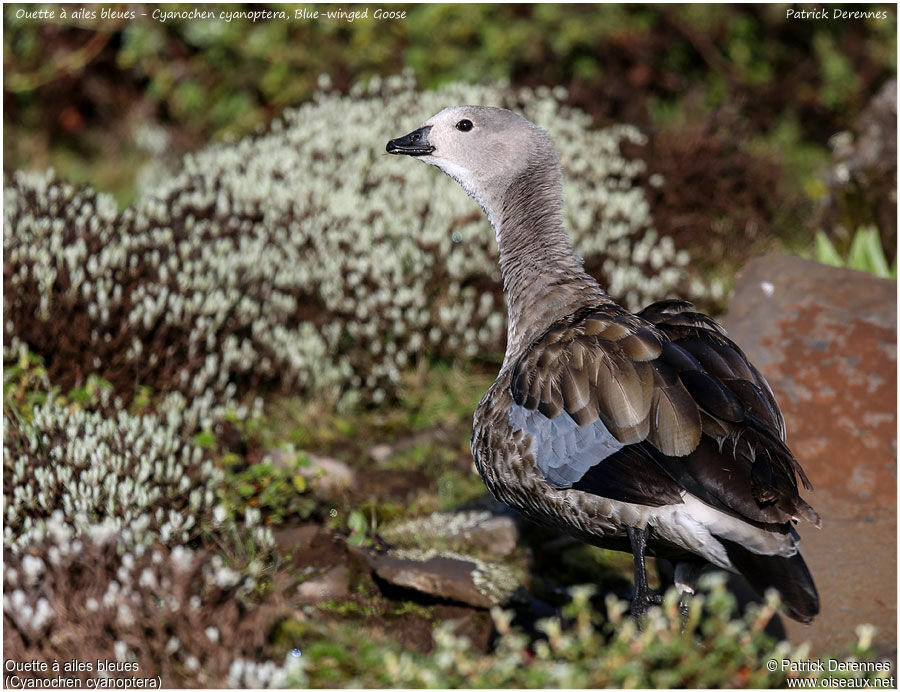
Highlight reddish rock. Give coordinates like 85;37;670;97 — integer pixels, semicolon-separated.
260;449;357;498
272;524;348;572
725;255;896;657
301;454;356;497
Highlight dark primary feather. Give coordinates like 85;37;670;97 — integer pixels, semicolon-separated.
571;444;683;507
509;299;820;529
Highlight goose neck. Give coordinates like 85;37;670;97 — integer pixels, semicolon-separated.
492;164;606;360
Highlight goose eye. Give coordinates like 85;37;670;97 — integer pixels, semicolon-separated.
455;119;473;132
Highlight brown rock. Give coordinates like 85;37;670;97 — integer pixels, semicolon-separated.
382;510;520;557
363;548;518;608
297;565;349;604
271;522;321;554
725;255;896;657
300;454;356;497
258;449;356;497
470;515;519;556
272;524;348;573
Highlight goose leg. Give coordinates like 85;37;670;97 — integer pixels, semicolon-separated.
627;526;661;619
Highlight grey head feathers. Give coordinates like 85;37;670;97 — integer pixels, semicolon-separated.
387;105;560;231
388;105;605;358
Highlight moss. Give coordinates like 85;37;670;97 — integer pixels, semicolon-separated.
218;457;318;527
316;599;377;617
269;616;321;657
356;500;406;529
399;362;492;430
390;601;435;620
435;469;488;510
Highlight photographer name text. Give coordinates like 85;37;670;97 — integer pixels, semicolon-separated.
786;8;890;21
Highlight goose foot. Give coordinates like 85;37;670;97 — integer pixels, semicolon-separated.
677;593;694;631
674;561;702;630
630;584;663;619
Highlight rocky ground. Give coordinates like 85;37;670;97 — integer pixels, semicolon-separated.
726;254;897;659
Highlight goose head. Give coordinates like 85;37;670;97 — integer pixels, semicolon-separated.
387;105;559;226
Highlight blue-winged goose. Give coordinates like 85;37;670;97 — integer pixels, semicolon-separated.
387;106;820;622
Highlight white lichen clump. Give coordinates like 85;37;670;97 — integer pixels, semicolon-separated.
5;72;706;406
3;397;275;556
227;654;305;689
3;525;272;686
382;510;498;544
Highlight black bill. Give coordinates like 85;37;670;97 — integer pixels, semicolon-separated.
386;126;434;156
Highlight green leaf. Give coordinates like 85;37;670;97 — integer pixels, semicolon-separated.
67;386;91;404
814;231;843;268
193;429;216;449
238;481;258;498
347;510;367;534
346;532;368;547
848;226;891;278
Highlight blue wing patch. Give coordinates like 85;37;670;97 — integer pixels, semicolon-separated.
508;403;625;488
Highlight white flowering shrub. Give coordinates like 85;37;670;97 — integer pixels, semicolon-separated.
2;353;280;685
3;397;272;555
227;654;305;689
279;578;888;688
3;527;287;687
5;72;705;405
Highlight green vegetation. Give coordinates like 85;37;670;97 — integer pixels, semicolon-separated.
4;4;895;221
345;510;370;547
3;349;53;422
814;226;897;278
259;364;493;459
4;351;115;422
278;578;890;688
220;456;319;527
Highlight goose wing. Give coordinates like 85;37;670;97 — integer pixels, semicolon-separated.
509;300;819;527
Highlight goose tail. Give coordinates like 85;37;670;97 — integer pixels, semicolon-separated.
716;535;820;624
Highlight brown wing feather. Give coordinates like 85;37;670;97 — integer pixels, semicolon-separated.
510;303;697;456
509;299;817;528
647;365;702;456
